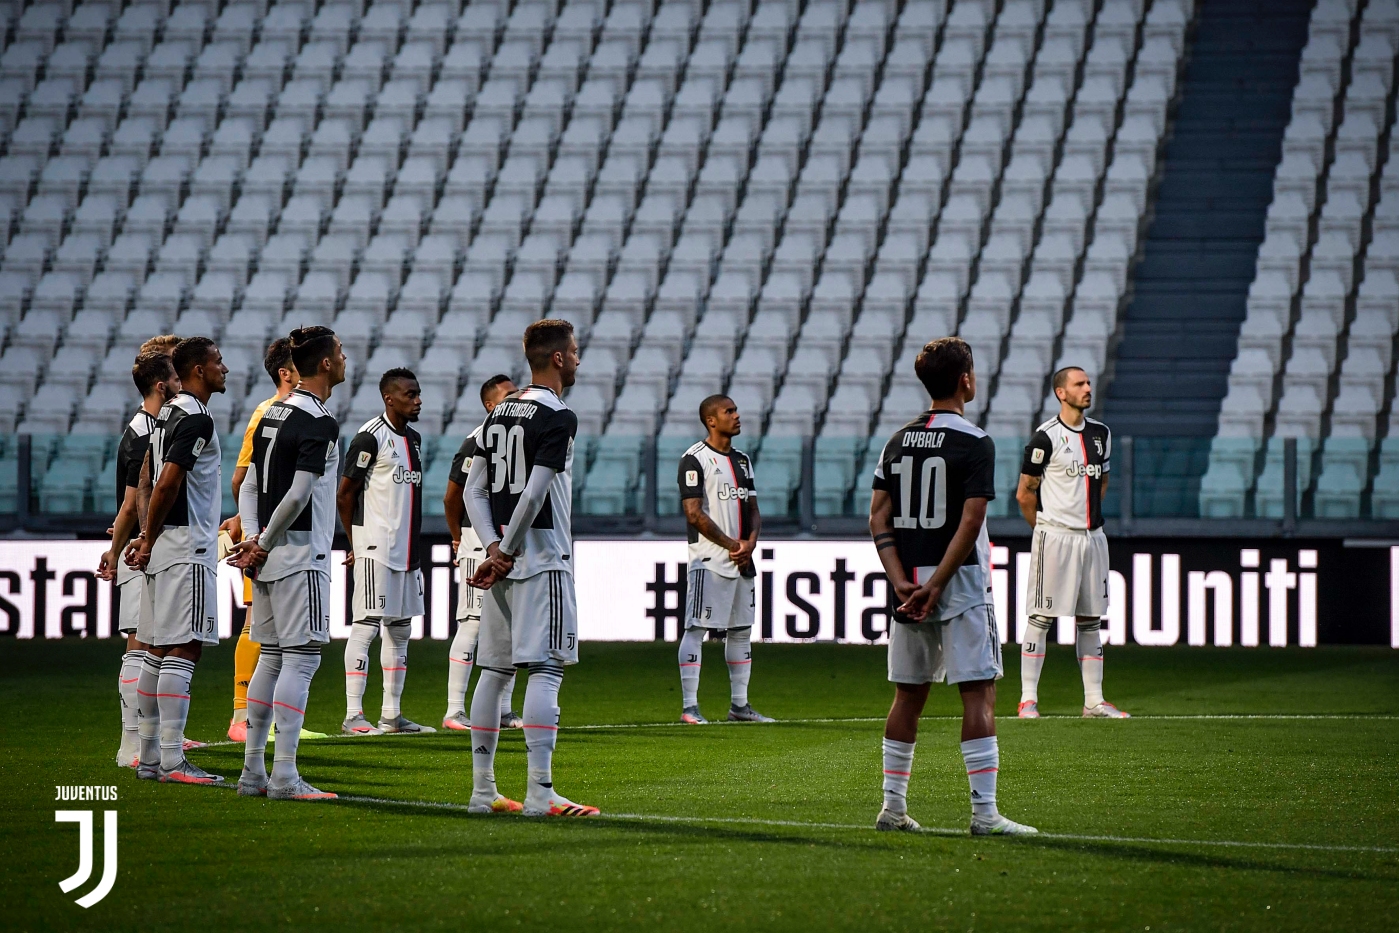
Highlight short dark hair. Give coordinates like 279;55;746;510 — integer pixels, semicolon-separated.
699;394;732;426
479;373;514;404
379;367;418;395
523;319;575;371
171;336;217;378
138;335;181;356
132;352;175;397
288;326;338;375
1052;366;1086;391
263;337;294;386
914;337;974;400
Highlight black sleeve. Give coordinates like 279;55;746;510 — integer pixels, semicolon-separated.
122;434;149;489
448;434;478;486
966;435;996;500
533;408;577;472
341;430;379;481
299;417;340;476
678;453;704;499
163;413;215;470
1021;430;1053;477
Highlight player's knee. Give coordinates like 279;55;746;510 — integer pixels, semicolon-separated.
1075;617;1101;633
1027;615;1054;631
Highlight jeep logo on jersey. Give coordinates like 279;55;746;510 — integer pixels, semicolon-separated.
391;466;422;485
718;485;749;500
1066;462;1104;479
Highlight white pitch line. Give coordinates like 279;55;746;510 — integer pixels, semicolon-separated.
330;794;1398;855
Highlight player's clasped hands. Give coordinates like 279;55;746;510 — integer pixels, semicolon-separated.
124;535;152;572
226;537;269;571
467;543;514;590
895;579;944;622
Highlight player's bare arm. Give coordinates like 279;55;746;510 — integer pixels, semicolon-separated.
99;484;143;580
126;460;187;571
134;448;153;536
732;498;760;569
683;497;742;553
1016;473;1041;528
868;488;918;607
443;477;466;560
900;497;989;621
336;474;365;564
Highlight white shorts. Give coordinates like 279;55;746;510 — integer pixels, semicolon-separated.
116;574;145;635
477;570;578;669
352;558;424;622
887;604;1003;685
1027;525;1110;618
686;568;755;631
138;563;218;647
456;543;486;621
251;570;331;648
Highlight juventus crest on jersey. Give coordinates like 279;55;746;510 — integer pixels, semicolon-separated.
249;389;341;582
342;415;424;571
1021;417;1112;530
148;392;221;573
677;442;757;579
114;408;156;584
477;385;577;580
872;410;996;622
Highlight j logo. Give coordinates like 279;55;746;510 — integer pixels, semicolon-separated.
56;810;117;908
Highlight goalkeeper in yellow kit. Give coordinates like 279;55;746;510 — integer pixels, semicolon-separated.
222;338;326;742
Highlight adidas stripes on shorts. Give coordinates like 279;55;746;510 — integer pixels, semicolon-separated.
351;558;424;622
138;562;218;647
1026;525;1110;618
887;604;1003;686
685;568;755;631
476;570;578;669
250;570;331;648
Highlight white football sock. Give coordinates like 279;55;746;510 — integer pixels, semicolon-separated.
445;616;479;716
1020;616;1054;703
523;664;564;796
380;620;411;721
500;672;517;716
270;647;320;788
118;650;143;758
343;621;377;718
243;646;281;780
725;626;753;708
881;737;915;814
961;736;999;819
136;653;161;767
1077;618;1105;708
470;668;511;798
157;655;196;771
678;626;704;707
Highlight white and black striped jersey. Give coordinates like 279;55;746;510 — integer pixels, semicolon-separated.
872;410;995;621
148;392;221;573
249;389;341;582
114;408;156;585
478;385;577;579
1021;416;1111;531
342;414;424;571
678;441;757;579
448;425;486;560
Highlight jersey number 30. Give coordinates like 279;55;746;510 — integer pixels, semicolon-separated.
486;424;527;494
889;455;947;529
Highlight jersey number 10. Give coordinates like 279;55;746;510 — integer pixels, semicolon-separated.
486;424;528;494
889;455;947;529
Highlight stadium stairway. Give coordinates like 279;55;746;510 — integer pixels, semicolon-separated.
1100;0;1313;515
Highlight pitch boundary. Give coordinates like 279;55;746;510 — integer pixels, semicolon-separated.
331;794;1399;855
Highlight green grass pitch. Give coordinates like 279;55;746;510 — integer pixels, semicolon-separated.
2;638;1397;931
